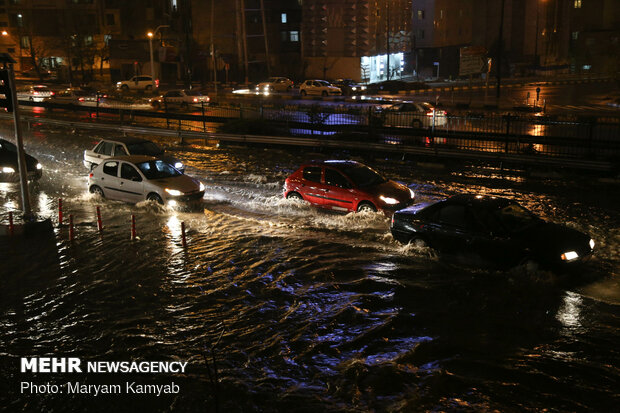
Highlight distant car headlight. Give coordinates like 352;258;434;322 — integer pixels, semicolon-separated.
361;86;367;90
174;162;183;170
36;163;42;170
165;188;183;196
379;195;399;205
199;182;205;192
589;239;595;250
116;82;122;86
409;188;415;199
560;251;579;261
352;87;357;91
2;167;15;173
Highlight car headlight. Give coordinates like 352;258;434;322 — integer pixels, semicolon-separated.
36;163;42;170
165;188;183;196
199;182;205;192
2;167;15;173
560;251;579;261
409;188;415;199
352;87;357;91
174;162;183;170
116;82;122;86
589;239;595;250
379;195;399;205
361;86;367;90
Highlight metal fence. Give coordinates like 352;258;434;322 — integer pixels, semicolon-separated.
18;99;620;161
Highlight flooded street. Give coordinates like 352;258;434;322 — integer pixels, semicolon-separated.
1;122;619;412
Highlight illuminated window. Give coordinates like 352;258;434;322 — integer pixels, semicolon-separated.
281;13;287;23
20;35;29;49
572;31;579;40
417;10;424;19
440;9;444;19
289;31;299;42
574;0;581;8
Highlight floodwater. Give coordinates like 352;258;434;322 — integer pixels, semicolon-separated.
1;122;619;412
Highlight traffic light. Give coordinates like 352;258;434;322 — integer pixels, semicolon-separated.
0;69;13;112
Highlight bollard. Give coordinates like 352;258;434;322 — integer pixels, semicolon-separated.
69;214;74;241
131;214;136;240
181;221;187;248
96;206;103;232
8;211;14;236
58;198;63;226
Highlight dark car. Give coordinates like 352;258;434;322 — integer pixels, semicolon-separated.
284;160;415;214
331;79;367;95
391;194;595;268
0;138;42;182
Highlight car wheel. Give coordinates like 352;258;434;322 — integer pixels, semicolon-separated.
321;91;328;97
29;97;34;101
300;90;307;96
410;237;428;248
519;257;540;272
90;185;104;198
152;101;161;110
121;84;129;91
145;85;152;91
357;202;377;213
411;119;422;128
147;193;164;205
286;192;303;201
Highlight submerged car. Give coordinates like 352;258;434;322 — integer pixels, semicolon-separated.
150;89;210;110
255;77;294;93
284;160;414;214
380;102;447;128
83;137;185;173
0;138;42;182
88;156;204;206
331;79;367;95
16;85;55;102
391;194;595;268
299;80;342;97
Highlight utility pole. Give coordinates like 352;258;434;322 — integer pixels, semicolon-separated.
386;0;390;81
210;0;217;93
496;0;505;99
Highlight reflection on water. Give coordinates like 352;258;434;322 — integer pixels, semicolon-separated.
0;123;618;412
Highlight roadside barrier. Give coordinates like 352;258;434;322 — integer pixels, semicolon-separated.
131;214;137;241
69;214;74;241
58;198;63;226
8;211;14;236
96;206;103;232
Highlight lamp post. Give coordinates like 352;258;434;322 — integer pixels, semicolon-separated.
147;25;169;90
533;0;546;70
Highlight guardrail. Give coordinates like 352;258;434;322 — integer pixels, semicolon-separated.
3;99;619;171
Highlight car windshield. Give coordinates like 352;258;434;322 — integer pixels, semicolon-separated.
266;77;278;82
136;160;180;179
341;164;387;187
317;80;330;86
185;90;203;96
33;86;49;92
126;142;163;156
0;139;17;152
493;203;539;232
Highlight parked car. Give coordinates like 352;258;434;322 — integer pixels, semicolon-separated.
116;75;159;91
16;85;55;102
255;77;294;93
380;102;448;128
331;79;367;95
299;80;342;97
0;138;42;182
391;194;595;269
83;137;185;173
150;89;210;110
88;156;204;206
49;88;98;105
284;160;414;214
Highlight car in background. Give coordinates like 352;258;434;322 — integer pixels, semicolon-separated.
332;79;367;95
16;85;55;102
150;89;210;110
49;88;98;105
391;194;595;269
299;80;342;97
0;138;42;182
83;137;185;173
255;77;294;93
284;160;414;214
380;102;448;128
116;75;158;91
88;156;204;206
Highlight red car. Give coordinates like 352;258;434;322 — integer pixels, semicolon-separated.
284;160;415;214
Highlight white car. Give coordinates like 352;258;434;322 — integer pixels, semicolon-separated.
116;75;159;91
299;80;342;97
83;137;185;173
381;102;448;128
16;85;55;102
88;156;204;206
150;89;210;109
255;77;294;93
49;88;98;105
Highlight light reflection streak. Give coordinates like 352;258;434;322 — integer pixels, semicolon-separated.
556;291;583;333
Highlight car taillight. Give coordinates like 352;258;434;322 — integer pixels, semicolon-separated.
426;111;434;117
89;173;93;178
78;97;85;102
206;96;210;101
50;91;55;96
33;91;39;95
193;98;198;102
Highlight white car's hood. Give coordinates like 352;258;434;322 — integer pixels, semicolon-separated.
150;175;200;194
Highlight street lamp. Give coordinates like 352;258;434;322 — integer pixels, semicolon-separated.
147;25;169;90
